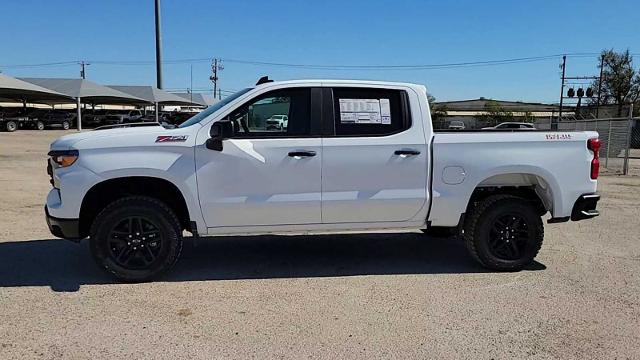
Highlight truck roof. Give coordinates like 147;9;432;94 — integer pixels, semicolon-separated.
255;79;428;92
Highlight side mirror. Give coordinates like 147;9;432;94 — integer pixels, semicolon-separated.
206;120;234;151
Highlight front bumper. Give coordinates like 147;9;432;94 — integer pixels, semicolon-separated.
45;205;81;240
571;193;600;221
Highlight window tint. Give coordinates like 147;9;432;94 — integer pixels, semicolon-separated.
226;88;311;137
332;88;408;136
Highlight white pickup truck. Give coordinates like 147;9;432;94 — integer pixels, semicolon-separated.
45;78;601;281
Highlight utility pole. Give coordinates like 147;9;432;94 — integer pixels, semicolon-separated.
210;58;223;97
190;64;193;103
79;61;89;79
556;55;566;130
596;54;605;118
154;0;163;89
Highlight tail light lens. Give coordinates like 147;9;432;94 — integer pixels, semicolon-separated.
587;138;601;179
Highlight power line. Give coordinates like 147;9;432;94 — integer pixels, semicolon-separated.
4;52;633;71
0;61;78;69
221;54;564;70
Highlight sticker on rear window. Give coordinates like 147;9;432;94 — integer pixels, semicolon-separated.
339;98;391;124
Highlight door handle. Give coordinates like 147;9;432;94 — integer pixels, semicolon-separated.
394;149;420;156
288;150;316;158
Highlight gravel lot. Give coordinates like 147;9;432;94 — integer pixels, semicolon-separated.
0;130;639;359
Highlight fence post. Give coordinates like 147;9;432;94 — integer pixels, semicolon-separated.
605;119;611;168
622;104;634;175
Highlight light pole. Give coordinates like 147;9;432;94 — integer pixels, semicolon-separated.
154;0;163;89
154;0;163;122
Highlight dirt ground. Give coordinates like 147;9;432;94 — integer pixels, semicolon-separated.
0;130;639;359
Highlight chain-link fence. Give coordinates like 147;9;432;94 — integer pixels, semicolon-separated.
534;117;640;175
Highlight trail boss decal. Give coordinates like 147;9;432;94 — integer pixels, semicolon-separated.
545;133;572;140
155;135;188;143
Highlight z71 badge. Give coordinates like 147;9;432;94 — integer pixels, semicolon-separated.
155;135;188;143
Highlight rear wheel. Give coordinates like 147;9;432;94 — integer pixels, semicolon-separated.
464;195;543;271
89;196;183;282
61;121;70;130
36;121;45;130
5;121;17;132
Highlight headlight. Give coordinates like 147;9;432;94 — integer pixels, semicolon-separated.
48;149;79;168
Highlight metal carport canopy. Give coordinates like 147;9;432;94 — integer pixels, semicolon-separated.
172;92;218;107
107;85;202;122
107;85;200;106
19;78;148;131
0;74;72;103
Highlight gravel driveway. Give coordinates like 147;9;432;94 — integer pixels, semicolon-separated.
1;131;638;359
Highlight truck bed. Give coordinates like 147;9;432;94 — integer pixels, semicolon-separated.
428;130;599;226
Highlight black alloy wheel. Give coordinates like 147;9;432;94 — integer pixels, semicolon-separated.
90;196;183;282
487;214;530;260
464;195;544;271
107;216;163;270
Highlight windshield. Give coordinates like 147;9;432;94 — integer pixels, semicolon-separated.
178;88;253;128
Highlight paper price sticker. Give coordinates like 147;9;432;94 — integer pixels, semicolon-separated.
339;98;391;124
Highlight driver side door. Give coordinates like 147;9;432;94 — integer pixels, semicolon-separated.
195;87;322;229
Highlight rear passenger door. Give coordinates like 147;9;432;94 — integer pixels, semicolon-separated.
321;87;429;223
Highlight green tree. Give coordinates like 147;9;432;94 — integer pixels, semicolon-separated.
591;49;640;117
477;100;513;126
521;111;535;122
427;94;448;129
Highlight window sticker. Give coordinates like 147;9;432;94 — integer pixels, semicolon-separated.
339;98;391;124
380;98;391;124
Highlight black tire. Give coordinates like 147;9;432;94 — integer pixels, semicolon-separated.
61;121;70;130
89;196;183;282
36;121;45;130
5;121;17;132
463;195;543;271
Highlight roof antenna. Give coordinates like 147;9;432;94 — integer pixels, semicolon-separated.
256;76;273;85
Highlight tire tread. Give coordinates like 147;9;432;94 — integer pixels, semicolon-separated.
464;194;543;271
89;196;183;282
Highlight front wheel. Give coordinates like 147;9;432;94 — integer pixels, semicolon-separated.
89;196;183;282
5;121;17;132
464;195;543;271
36;121;45;130
61;121;70;130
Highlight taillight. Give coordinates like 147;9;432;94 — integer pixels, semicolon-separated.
587;138;601;179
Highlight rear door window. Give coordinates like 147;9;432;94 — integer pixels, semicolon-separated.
331;88;409;136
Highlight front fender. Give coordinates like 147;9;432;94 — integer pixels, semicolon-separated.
74;148;205;234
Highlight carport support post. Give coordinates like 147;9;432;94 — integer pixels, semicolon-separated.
155;102;159;122
623;103;634;175
76;97;82;131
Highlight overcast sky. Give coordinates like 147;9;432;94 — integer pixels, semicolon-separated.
1;0;638;103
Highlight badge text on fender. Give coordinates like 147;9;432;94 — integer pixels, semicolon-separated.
155;135;188;143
